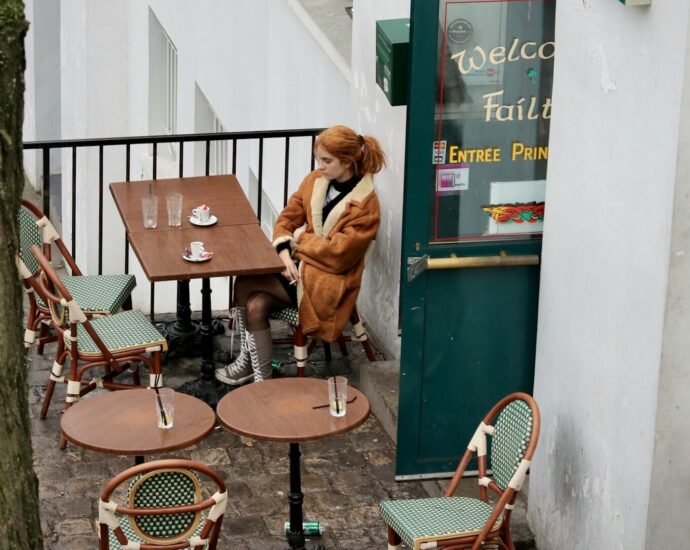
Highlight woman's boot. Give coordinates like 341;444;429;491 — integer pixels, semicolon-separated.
215;307;253;385
247;327;273;382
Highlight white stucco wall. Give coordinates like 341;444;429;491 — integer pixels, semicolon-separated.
22;0;37;187
530;1;690;548
644;8;690;546
351;0;410;359
57;0;352;313
23;0;62;191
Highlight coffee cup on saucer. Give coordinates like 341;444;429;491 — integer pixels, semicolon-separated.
192;205;211;223
190;241;205;259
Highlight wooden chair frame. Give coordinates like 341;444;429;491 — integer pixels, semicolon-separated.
98;459;227;550
385;393;541;550
18;199;133;354
27;245;164;446
272;304;376;377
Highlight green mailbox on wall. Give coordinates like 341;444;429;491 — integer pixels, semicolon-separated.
376;18;410;106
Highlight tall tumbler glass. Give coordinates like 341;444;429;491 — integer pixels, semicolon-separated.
166;192;183;227
141;194;158;229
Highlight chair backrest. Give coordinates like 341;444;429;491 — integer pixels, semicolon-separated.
18;201;44;277
29;244;119;360
18;199;82;277
489;396;537;491
26;244;78;331
444;392;540;504
99;459;227;550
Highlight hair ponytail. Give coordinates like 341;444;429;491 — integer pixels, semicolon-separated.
316;125;387;177
359;135;386;175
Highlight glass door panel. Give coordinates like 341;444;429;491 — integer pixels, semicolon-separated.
432;0;554;243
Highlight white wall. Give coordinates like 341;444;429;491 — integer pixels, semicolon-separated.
23;0;37;187
530;1;690;548
351;0;410;359
57;0;353;313
23;0;62;192
644;8;690;545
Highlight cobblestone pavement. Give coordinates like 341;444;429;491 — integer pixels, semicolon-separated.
28;318;428;549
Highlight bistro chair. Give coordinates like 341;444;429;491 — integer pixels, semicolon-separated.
270;304;376;377
25;244;167;439
17;199;136;353
98;459;227;550
379;392;540;550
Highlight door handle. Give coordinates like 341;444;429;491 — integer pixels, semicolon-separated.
407;253;539;282
428;254;540;270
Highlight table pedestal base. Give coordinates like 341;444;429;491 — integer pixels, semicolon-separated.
176;278;231;408
285;443;329;550
159;280;225;359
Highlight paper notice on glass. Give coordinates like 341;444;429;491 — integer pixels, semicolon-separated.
435;164;469;195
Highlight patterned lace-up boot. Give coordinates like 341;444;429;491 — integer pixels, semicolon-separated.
215;307;253;385
248;328;273;382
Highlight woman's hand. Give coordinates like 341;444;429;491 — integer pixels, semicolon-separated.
279;248;300;284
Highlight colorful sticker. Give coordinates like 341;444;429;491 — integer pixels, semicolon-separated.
435;164;469;194
432;141;447;165
481;202;545;224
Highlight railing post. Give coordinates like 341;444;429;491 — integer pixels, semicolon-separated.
71;147;77;259
283;137;290;207
98;145;104;275
42;147;50;218
124;144;131;275
257;137;264;220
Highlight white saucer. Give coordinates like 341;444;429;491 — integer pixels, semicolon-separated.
182;254;213;263
189;215;218;227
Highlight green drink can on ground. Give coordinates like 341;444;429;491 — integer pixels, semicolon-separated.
271;359;283;375
284;521;323;536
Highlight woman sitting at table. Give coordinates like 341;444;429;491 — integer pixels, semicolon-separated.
215;125;385;385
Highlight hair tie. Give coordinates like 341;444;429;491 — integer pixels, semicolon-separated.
358;134;365;148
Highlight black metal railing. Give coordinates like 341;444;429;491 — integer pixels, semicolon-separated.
23;128;322;317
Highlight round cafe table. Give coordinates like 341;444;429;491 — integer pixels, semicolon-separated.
60;389;216;463
216;378;370;550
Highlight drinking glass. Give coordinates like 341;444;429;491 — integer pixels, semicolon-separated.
141;194;158;229
328;376;348;417
166;193;183;227
153;388;175;429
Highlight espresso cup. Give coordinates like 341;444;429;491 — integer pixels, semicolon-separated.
190;241;205;259
192;205;211;222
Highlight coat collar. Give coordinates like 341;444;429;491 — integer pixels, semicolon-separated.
310;174;375;237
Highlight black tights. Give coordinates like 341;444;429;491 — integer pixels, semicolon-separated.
234;275;292;331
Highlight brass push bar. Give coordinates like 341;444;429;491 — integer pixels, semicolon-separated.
406;253;540;281
427;254;540;270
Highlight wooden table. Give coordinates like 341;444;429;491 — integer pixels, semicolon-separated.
109;175;284;406
127;224;282;282
217;378;371;550
61;389;216;463
110;174;259;232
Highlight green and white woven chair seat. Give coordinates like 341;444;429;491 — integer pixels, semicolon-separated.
37;273;136;316
71;309;167;357
270;306;299;327
379;497;502;550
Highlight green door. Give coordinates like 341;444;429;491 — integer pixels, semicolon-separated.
397;0;555;478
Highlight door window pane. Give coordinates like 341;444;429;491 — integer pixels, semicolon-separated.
431;0;555;243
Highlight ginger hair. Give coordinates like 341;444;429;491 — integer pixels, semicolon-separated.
315;125;386;176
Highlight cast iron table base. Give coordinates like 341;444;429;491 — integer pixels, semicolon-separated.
286;442;327;550
176;278;231;408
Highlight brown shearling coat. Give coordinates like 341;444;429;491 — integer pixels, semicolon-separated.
272;170;380;342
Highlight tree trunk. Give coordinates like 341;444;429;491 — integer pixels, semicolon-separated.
0;1;43;548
